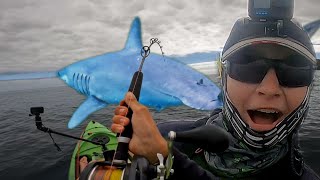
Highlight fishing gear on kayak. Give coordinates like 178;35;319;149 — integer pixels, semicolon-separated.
29;107;109;152
30;110;229;180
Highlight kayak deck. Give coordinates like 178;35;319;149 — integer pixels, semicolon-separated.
68;121;118;180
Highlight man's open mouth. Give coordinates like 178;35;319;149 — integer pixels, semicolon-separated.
248;109;283;125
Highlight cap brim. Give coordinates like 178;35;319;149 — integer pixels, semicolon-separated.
222;37;317;64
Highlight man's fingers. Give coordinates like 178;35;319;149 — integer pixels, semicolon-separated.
119;100;126;106
124;92;141;111
125;92;145;112
114;106;128;116
112;115;130;126
111;124;124;133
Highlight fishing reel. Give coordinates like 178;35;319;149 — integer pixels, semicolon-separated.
79;155;157;180
79;125;229;180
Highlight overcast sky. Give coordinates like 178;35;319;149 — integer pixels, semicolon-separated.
0;0;319;72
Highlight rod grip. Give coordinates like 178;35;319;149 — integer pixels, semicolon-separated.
115;71;143;162
121;71;143;138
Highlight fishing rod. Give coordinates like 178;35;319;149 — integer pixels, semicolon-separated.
113;38;164;164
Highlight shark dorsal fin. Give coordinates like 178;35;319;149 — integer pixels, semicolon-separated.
124;17;143;51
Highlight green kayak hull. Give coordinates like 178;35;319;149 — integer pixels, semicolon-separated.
68;121;118;180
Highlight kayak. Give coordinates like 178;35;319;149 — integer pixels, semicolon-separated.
68;121;118;180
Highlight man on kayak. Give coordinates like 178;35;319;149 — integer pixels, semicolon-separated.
111;0;320;179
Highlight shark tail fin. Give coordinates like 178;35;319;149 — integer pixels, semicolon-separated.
124;17;143;51
303;19;320;39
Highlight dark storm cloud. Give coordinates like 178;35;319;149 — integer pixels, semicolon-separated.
0;0;318;72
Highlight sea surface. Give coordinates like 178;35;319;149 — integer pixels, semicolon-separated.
0;72;320;179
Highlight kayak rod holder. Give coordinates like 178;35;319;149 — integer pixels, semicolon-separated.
29;107;107;149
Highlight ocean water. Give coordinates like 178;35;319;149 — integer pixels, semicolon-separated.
0;72;319;179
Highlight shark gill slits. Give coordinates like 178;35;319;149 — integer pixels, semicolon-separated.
75;73;90;95
72;73;85;94
72;73;76;87
86;76;91;95
72;73;79;92
72;73;90;96
82;75;89;96
76;73;81;93
78;74;82;93
80;74;85;94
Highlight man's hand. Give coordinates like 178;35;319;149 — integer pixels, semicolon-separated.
111;92;168;164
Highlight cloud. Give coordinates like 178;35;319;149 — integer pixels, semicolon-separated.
0;0;319;72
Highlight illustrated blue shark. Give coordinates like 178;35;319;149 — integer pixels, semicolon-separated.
57;17;222;128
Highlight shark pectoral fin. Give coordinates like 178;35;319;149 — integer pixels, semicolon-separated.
68;96;108;129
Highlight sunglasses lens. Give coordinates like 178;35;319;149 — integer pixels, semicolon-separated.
226;58;314;87
276;64;313;87
227;60;268;83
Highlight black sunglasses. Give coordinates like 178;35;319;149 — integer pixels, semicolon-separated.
226;56;315;87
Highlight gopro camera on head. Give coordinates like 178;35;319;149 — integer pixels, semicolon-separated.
248;0;294;21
